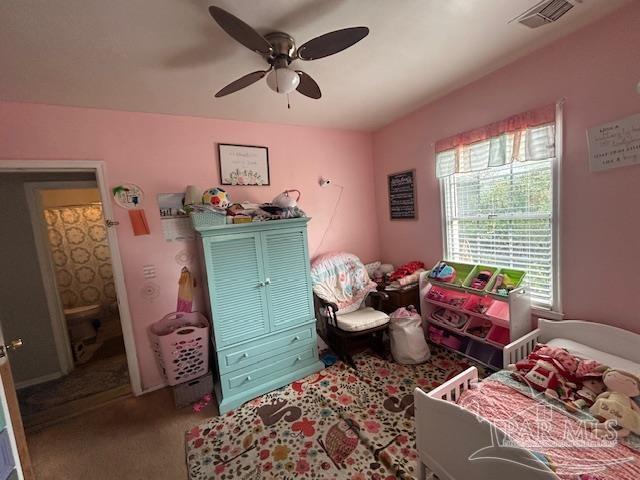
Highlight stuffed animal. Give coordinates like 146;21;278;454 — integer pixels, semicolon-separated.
588;369;640;438
572;377;607;410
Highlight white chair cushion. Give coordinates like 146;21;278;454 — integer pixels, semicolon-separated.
336;307;389;332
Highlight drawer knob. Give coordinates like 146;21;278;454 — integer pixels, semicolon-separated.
296;355;302;361
242;353;249;358
293;335;300;341
246;375;252;382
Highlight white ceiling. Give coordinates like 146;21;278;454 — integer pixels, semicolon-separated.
0;0;629;131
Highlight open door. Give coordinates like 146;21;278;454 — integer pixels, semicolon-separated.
0;314;32;480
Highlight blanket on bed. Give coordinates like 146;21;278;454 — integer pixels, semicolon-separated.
458;372;640;479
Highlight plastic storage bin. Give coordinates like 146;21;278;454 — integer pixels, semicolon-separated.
150;312;209;386
172;372;214;408
486;300;510;326
487;325;510;346
463;294;493;315
190;210;226;228
466;340;499;365
441;331;464;351
426;285;469;308
464;316;492;340
428;325;445;344
464;265;499;292
428;261;475;287
486;267;527;295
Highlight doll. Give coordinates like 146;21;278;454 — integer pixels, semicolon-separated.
588;369;640;438
572;376;606;410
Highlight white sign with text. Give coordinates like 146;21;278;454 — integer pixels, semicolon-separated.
587;112;640;172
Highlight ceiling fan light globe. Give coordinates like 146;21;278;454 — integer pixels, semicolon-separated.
266;68;300;94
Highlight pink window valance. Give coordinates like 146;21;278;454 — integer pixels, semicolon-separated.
435;104;557;178
435;104;556;153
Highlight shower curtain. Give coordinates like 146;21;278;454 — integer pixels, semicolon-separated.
44;204;117;309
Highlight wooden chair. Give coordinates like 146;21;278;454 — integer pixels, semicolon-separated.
311;253;390;369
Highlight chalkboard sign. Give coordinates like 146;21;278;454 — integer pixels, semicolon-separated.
388;170;417;220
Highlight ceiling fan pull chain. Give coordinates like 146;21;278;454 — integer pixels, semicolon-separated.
287;93;291;110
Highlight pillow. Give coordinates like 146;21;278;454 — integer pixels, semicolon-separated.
546;338;640;377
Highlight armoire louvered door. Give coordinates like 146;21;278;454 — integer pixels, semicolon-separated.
262;228;315;331
195;217;323;414
204;232;270;348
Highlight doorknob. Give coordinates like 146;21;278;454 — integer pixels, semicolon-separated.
0;338;23;358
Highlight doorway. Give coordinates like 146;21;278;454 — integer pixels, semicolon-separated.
9;180;130;428
0;160;141;477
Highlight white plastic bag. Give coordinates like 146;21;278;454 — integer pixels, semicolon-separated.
389;306;430;364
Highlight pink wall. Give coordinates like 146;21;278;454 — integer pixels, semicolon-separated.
373;3;640;333
0;103;379;389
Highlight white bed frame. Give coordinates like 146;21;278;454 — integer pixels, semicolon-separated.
414;319;640;480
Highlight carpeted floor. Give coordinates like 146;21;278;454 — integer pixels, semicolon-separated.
186;345;486;480
27;386;219;480
18;339;130;418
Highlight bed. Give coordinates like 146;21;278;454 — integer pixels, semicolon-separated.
414;318;640;480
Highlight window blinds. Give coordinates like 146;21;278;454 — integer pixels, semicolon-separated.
441;124;555;307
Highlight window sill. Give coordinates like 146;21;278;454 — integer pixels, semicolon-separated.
531;306;564;321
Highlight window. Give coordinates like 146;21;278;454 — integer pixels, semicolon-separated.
438;121;558;310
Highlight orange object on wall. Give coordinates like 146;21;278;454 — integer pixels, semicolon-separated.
129;209;150;236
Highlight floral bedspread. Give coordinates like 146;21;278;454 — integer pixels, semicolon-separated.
186;346;484;479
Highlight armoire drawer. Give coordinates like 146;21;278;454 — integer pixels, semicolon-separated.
220;343;317;395
216;323;315;374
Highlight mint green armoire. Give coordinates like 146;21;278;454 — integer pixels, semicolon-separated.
194;217;323;413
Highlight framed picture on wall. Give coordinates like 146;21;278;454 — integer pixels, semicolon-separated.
218;143;270;186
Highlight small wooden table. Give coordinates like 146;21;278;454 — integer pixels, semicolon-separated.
379;284;420;314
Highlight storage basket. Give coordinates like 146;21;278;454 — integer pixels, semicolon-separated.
189;210;227;229
150;312;209;386
172;372;214;408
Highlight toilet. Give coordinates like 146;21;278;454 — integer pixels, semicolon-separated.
64;304;101;340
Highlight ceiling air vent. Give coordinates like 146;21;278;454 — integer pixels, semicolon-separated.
513;0;575;29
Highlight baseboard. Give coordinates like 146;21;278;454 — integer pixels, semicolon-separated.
16;371;63;390
140;382;167;396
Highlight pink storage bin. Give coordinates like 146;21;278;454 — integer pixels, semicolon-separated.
150;312;209;386
426;286;468;308
464;316;492;340
487;325;510;346
486;300;510;327
428;325;445;344
441;333;463;351
463;295;493;315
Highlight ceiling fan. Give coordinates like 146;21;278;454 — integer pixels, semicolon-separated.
209;5;369;101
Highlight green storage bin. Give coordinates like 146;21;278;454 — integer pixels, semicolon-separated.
464;265;499;292
428;261;475;287
486;267;527;296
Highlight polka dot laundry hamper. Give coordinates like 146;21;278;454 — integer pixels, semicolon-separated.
150;312;210;386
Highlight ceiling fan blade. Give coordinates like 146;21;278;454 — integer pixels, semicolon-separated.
208;6;273;55
215;70;269;97
295;71;321;99
297;26;369;61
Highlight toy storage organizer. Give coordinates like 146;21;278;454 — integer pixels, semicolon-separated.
419;267;531;370
150;312;210;386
